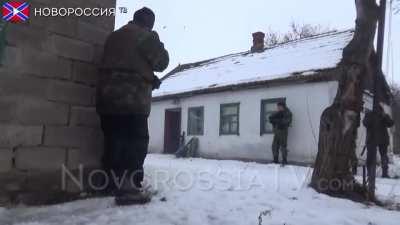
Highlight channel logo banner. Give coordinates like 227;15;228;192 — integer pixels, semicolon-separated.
2;1;30;23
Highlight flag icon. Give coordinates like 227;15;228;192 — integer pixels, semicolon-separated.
2;1;30;23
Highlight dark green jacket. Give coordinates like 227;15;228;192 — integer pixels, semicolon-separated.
363;111;394;146
269;108;292;131
96;22;169;115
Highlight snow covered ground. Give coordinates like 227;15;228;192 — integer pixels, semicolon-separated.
1;154;400;225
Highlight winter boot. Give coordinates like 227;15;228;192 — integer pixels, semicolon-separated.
114;179;152;206
115;188;153;206
281;158;287;167
382;168;390;178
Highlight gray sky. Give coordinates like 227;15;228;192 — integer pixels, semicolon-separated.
115;0;399;85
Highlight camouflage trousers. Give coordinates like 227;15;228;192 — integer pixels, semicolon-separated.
366;144;389;177
272;129;288;163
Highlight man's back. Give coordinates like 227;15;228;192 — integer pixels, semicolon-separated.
101;22;168;82
363;110;394;146
97;21;169;116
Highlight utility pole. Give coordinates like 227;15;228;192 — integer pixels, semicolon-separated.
368;0;387;200
376;0;387;69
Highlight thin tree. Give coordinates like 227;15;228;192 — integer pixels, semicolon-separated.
310;0;381;201
265;22;334;47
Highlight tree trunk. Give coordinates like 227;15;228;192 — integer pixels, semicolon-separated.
393;90;400;154
310;0;379;200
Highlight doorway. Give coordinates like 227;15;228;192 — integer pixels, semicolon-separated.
164;108;181;154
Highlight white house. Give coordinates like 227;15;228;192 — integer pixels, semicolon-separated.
148;29;390;164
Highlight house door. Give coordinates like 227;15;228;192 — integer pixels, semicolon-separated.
164;108;181;154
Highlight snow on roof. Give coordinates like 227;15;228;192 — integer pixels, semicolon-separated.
153;29;354;98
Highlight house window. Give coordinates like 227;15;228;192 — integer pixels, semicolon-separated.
187;107;204;135
260;98;286;134
220;103;240;135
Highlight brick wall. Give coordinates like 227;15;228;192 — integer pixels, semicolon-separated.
0;0;116;204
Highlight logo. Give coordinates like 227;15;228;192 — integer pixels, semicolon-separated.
2;1;30;23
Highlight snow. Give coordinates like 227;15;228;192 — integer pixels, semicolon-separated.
389;154;400;178
154;30;354;97
2;154;400;225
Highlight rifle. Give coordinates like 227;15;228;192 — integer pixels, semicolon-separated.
360;145;367;156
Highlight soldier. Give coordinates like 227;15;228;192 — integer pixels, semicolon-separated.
269;102;292;166
363;105;394;178
96;7;169;205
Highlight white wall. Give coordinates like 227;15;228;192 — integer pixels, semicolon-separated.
149;81;341;164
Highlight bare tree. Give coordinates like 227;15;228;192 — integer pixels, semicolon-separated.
265;22;334;47
310;0;381;201
395;0;400;14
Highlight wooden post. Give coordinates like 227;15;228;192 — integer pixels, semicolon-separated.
367;0;387;201
376;0;387;70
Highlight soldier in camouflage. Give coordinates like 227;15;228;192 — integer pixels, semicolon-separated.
269;102;292;166
363;105;394;178
96;7;169;205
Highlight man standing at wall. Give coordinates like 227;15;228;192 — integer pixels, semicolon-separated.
269;102;292;166
96;7;169;205
363;105;394;178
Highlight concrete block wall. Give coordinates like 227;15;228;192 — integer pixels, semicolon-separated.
0;0;116;203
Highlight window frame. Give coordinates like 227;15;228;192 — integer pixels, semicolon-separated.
219;103;240;136
187;106;205;136
260;98;286;135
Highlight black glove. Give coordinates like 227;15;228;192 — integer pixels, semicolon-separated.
152;75;162;90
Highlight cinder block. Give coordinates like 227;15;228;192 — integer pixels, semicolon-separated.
80;11;115;32
0;171;24;192
50;34;93;62
20;48;72;79
72;61;98;86
16;98;69;125
0;75;49;99
92;44;104;64
0;149;13;172
47;80;95;106
6;24;48;50
15;147;66;171
77;21;108;45
0;96;17;122
67;148;103;170
2;46;19;67
47;16;77;37
0;124;43;148
70;107;100;127
44;126;102;149
28;1;50;28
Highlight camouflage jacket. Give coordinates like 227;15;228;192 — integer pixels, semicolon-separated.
96;22;169;115
363;111;394;146
269;108;293;131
